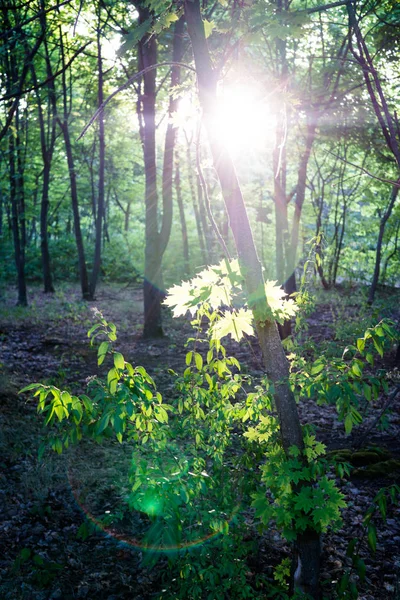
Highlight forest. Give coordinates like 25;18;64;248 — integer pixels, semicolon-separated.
0;0;399;598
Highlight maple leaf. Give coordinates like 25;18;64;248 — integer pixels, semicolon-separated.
163;281;197;317
212;308;254;342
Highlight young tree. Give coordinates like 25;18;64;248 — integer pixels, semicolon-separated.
184;1;321;595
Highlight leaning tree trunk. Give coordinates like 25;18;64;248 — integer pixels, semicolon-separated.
184;1;321;596
368;183;399;305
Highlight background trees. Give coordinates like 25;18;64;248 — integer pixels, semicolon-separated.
0;0;398;316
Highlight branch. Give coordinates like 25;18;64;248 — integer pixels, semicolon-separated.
326;150;400;188
77;61;196;141
301;0;350;15
0;41;92;102
196;121;231;261
0;0;73;40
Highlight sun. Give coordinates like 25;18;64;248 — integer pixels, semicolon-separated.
175;81;276;158
215;82;276;157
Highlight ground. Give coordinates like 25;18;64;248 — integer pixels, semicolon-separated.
0;283;399;600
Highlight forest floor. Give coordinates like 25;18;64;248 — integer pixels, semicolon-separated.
0;282;399;600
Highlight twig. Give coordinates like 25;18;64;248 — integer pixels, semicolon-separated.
77;61;196;141
326;150;400;188
195;121;231;261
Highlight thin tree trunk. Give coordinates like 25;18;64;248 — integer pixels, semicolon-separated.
186;138;208;264
368;183;399;304
58;29;90;300
159;15;185;256
285;120;317;295
89;23;105;298
174;154;190;276
9;118;27;306
184;2;321;595
31;53;56;293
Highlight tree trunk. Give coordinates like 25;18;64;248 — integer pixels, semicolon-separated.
174;155;190;276
186;139;208;265
89;22;105;298
58;29;90;300
137;5;163;338
31;53;56;294
285;120;317;295
159;16;185;257
9;117;27;306
368;183;399;305
184;2;321;595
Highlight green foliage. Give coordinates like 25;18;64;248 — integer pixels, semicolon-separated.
289;319;397;434
12;548;63;589
20;311;172;455
337;484;400;599
251;433;346;541
164;259;298;340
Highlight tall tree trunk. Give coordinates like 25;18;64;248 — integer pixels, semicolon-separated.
368;183;399;304
159;16;185;257
58;29;90;300
9;115;27;306
137;4;163;338
89;22;105;298
31;46;57;294
174;154;190;276
184;2;321;596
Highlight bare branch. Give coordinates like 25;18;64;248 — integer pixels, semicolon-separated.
327;150;400;188
77;61;196;141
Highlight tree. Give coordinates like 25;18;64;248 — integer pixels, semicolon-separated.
184;1;321;595
346;0;400;304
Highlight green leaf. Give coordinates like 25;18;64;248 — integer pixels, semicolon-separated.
372;337;384;357
185;351;193;366
154;405;168;423
203;18;214;39
344;413;353;435
98;342;109;365
194;353;203;371
367;523;377;553
118;18;152;56
96;413;110;435
87;323;101;337
366;353;374;366
114;352;125;371
19;383;41;393
351;362;362;377
107;368;119;395
310;360;324;375
212;308;254;342
356;337;365;353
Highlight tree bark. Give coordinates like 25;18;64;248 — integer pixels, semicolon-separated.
368;183;399;304
89;20;105;298
31;43;56;294
184;2;321;595
174;154;190;276
136;3;163;338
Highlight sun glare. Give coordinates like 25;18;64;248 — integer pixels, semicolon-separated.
177;82;276;158
216;83;276;157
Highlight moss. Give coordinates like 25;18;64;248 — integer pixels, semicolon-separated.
353;459;400;479
350;449;392;466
